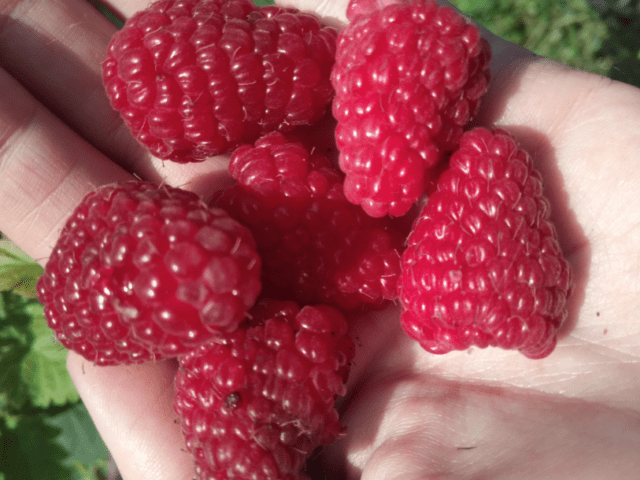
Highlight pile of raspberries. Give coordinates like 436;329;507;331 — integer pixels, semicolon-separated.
36;0;572;478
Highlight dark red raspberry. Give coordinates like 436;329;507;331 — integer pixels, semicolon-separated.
399;128;572;359
36;181;262;365
102;0;337;163
212;132;404;310
174;298;355;480
331;0;491;217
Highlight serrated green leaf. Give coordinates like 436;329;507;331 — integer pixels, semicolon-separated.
21;307;79;408
0;415;74;480
0;240;43;298
44;403;109;480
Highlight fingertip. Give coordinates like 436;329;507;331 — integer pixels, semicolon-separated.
67;352;195;480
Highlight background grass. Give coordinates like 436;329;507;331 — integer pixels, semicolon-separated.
450;0;640;88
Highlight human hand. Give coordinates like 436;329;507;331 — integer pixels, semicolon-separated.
1;0;640;479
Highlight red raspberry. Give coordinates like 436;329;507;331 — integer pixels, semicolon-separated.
399;128;572;359
174;298;355;480
211;132;404;310
36;181;262;365
102;0;337;163
331;0;491;217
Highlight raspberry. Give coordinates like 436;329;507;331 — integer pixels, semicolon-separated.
36;181;262;365
102;0;337;163
399;128;572;359
174;298;355;480
331;0;491;217
211;132;404;310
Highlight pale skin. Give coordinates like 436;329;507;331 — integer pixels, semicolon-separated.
1;0;640;478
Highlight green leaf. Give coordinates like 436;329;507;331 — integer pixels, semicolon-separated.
0;336;30;415
0;292;34;415
1;404;109;480
450;0;613;76
0;291;78;413
0;415;74;480
70;460;109;480
0;240;43;298
21;304;79;408
453;0;497;15
44;403;109;478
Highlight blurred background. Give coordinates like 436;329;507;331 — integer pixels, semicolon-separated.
450;0;640;88
0;0;638;479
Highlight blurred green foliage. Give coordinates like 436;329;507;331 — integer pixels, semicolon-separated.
0;242;108;480
590;0;640;87
450;0;640;87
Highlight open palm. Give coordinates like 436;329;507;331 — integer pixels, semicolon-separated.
1;0;639;479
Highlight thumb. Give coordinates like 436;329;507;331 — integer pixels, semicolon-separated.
360;432;444;480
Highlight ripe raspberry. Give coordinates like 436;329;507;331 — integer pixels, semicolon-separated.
211;132;404;310
331;0;491;217
36;181;262;365
102;0;337;163
174;298;355;480
399;128;572;359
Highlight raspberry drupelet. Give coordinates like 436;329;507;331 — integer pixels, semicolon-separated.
103;0;337;163
36;181;262;365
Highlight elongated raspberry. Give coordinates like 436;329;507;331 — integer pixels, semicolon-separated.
174;298;355;480
36;181;262;365
399;128;572;359
331;0;491;217
102;0;337;163
212;132;404;310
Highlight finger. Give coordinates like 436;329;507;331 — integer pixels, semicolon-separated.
0;0;150;175
0;66;132;262
0;0;232;197
99;0;156;20
66;352;196;480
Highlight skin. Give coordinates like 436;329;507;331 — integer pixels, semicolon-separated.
1;0;640;478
